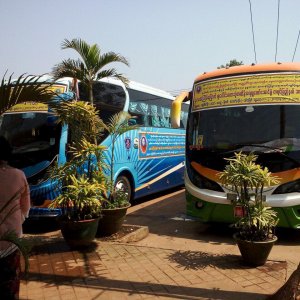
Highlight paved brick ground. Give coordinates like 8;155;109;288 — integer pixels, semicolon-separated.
19;234;294;300
19;190;300;299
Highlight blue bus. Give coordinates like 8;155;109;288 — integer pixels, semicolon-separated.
0;76;189;219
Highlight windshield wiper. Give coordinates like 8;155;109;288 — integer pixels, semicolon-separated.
222;143;300;168
230;143;283;152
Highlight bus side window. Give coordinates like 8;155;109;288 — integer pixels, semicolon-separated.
128;102;149;126
160;107;171;128
127;88;176;128
180;111;188;128
150;105;160;127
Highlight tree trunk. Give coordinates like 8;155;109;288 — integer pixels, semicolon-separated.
269;263;300;300
88;84;94;106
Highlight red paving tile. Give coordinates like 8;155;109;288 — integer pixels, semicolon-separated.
19;235;290;300
19;190;300;299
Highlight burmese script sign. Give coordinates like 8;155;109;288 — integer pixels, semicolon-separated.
7;84;67;112
193;74;300;111
7;102;48;112
139;132;185;159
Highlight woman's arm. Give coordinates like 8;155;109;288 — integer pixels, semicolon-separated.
20;174;30;221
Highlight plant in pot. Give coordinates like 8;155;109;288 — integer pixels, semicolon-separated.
219;152;280;266
49;138;107;248
96;111;138;237
48;100;107;249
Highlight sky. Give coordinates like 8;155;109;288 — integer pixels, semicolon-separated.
1;0;300;95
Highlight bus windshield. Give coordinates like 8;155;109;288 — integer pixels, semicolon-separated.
0;112;61;170
187;104;300;172
79;81;126;122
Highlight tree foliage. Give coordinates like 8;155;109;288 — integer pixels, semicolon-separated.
217;59;243;69
51;100;103;146
52;38;130;105
99;112;138;204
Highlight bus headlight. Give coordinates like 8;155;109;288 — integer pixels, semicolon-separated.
273;179;300;194
188;165;223;192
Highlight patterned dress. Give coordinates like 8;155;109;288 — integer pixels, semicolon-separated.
0;164;30;299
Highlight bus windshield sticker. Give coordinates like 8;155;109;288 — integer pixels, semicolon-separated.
7;102;48;112
133;138;139;149
6;84;67;113
193;74;300;111
196;135;203;147
125;137;131;150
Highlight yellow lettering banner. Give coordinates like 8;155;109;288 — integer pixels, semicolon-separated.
7;84;67;112
193;74;300;111
8;102;48;112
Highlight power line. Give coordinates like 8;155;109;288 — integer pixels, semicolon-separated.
292;29;300;62
248;0;257;64
275;0;280;61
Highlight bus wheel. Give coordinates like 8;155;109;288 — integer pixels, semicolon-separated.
115;176;132;203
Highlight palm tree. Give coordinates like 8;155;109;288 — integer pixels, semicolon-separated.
52;38;130;105
0;73;55;115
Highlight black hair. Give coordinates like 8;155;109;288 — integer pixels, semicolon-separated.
0;136;12;161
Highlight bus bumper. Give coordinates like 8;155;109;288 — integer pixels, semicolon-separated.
186;190;300;229
28;207;61;220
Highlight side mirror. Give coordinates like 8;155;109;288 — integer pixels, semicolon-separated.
171;91;190;128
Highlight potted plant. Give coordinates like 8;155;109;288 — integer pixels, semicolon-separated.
48;100;108;248
219;152;280;266
49;138;107;248
49;100;135;239
96;112;138;237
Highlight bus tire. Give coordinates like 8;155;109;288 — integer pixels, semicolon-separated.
115;175;132;203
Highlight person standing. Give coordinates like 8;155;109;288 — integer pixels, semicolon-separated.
0;136;30;299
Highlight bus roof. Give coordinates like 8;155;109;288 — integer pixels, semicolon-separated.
12;75;174;100
194;62;300;83
98;77;175;100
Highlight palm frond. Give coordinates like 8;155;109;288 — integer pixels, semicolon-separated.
96;69;129;86
96;52;129;85
86;43;101;71
61;38;101;73
98;52;129;68
52;59;87;82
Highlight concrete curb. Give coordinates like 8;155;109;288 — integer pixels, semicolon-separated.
118;224;149;243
